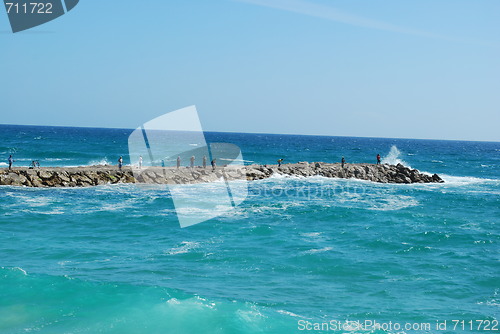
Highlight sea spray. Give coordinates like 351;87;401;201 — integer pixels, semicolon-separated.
88;158;113;166
382;145;411;168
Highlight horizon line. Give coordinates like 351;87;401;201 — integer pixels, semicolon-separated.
1;122;498;144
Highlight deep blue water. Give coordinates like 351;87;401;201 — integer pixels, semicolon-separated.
0;124;499;334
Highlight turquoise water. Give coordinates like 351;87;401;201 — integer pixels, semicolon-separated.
0;125;499;333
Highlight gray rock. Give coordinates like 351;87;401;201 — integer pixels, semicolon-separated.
0;162;445;187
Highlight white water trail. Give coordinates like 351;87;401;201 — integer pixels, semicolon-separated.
88;158;112;166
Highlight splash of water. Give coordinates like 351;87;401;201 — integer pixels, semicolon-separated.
382;145;411;168
88;158;112;166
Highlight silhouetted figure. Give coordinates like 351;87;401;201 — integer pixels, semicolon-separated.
341;156;345;168
202;156;207;169
377;154;381;165
277;158;284;167
211;158;216;171
8;155;13;170
190;156;195;168
177;156;181;169
118;156;123;170
161;160;165;168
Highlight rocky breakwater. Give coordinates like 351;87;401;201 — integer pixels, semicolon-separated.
0;166;137;187
0;165;247;187
244;162;444;184
0;162;443;187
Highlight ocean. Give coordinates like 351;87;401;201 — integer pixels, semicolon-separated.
0;124;498;333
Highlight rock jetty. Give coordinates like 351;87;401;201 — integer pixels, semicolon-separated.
0;162;443;187
247;162;443;184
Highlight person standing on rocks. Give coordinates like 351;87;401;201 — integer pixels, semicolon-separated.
377;154;381;165
177;156;181;169
277;158;284;167
138;156;143;169
118;156;123;170
211;158;216;171
202;156;207;169
190;156;195;168
8;155;14;170
341;156;345;168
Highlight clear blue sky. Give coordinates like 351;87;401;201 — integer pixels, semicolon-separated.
1;0;499;141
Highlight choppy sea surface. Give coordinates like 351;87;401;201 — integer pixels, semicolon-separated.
0;124;499;334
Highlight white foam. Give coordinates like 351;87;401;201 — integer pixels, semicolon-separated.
370;195;419;211
276;310;303;318
329;190;420;211
88;158;112;166
166;241;200;255
253;176;421;211
236;308;266;323
173;204;238;222
30;208;65;215
300;232;322;238
267;173;305;180
0;162;7;166
44;158;72;162
438;174;498;186
477;289;500;307
13;267;28;275
58;261;72;266
219;158;254;163
301;247;333;255
167;298;181;305
20;196;54;207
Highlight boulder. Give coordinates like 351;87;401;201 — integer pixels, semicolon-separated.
432;173;444;183
38;170;53;180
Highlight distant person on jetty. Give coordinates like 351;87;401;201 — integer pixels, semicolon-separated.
138;156;143;169
277;158;284;167
118;156;123;170
190;156;195;168
176;156;181;169
211;158;216;171
161;160;165;168
341;156;345;168
203;155;207;169
8;155;13;170
377;154;381;165
30;160;40;169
